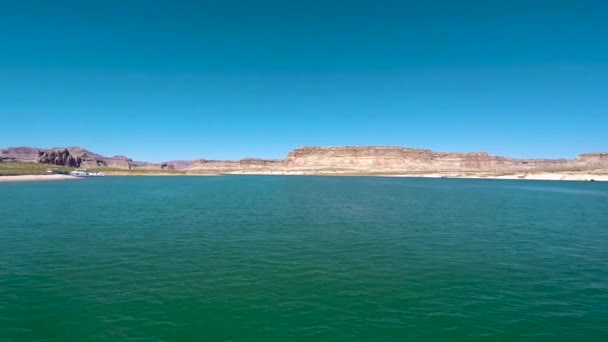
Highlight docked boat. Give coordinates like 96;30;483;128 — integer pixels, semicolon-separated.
70;170;104;177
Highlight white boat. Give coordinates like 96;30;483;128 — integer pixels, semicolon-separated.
70;170;104;177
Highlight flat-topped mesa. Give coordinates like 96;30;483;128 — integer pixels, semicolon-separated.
188;158;283;170
130;161;175;170
239;158;283;167
285;146;433;168
284;146;575;172
0;147;41;162
285;146;436;169
576;153;608;168
189;159;239;169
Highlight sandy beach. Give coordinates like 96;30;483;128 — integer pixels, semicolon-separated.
0;174;81;183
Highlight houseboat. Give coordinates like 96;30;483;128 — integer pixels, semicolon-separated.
70;170;104;177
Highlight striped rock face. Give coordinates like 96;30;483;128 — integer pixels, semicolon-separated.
283;146;599;173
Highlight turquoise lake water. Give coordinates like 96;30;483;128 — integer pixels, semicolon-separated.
1;176;607;341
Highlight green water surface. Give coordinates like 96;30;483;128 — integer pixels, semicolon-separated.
1;176;607;341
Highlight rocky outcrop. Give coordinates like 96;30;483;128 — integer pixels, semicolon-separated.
37;149;82;167
64;148;134;169
239;158;283;167
186;158;283;171
162;160;194;170
128;161;175;170
189;159;238;170
95;156;133;169
1;147;41;162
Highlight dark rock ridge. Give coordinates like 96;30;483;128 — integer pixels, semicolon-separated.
1;145;607;173
37;149;82;167
0;146;164;170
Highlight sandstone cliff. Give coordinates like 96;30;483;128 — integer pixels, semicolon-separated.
576;153;608;168
2;145;607;174
283;146;602;173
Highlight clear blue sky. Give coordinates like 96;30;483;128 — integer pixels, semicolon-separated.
1;0;606;161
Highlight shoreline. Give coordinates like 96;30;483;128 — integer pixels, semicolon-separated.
224;171;608;181
379;173;608;182
2;172;607;182
0;174;81;183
